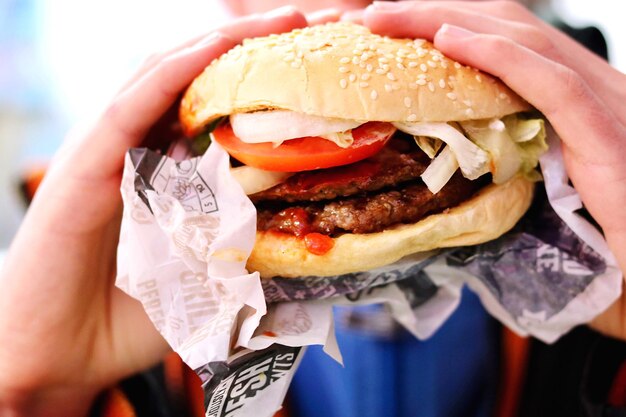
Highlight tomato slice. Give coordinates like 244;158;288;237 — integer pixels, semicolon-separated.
212;121;396;172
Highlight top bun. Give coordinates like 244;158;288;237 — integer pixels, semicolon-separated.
180;22;530;136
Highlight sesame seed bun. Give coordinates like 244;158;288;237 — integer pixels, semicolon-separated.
178;22;537;279
247;175;533;278
179;22;530;136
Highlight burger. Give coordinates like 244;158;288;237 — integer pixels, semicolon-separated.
179;22;547;278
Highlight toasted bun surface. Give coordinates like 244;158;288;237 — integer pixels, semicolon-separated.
180;22;530;135
247;175;534;278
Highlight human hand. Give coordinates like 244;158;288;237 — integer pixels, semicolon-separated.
0;7;308;417
362;1;626;338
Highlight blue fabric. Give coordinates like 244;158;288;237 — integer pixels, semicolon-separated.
288;288;500;417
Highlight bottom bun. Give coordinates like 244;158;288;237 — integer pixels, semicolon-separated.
247;175;534;278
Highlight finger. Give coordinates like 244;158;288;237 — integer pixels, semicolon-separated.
341;9;364;24
364;2;549;54
77;8;307;177
433;24;625;164
119;6;307;97
306;8;342;25
367;1;536;26
363;1;625;118
107;288;172;383
118;32;224;94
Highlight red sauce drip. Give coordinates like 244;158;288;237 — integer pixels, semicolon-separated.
304;233;335;256
263;331;277;337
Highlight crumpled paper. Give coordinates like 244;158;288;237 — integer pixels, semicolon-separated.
116;127;622;417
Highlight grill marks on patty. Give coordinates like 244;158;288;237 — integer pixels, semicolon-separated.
254;136;487;237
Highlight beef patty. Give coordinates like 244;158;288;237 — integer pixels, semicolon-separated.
254;135;488;237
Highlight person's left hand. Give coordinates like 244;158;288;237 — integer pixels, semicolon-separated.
0;7;308;417
361;1;626;339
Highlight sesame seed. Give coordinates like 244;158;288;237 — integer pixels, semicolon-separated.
387;72;396;81
339;66;349;73
296;51;304;58
475;74;482;83
349;74;357;83
465;108;475;117
340;57;350;64
404;97;412;108
371;90;378;100
439;79;446;89
366;64;373;72
447;92;457;100
417;74;427;79
441;62;448;69
408;54;418;59
432;55;440;62
360;81;369;88
395;56;403;63
340;79;348;89
499;93;508;99
416;79;427;86
376;68;386;75
463;99;472;107
408;62;418;68
408;114;418;122
384;84;393;92
427;60;437;68
428;82;435;92
420;64;428;72
352;56;360;65
397;63;405;70
378;57;388;63
454;62;462;69
361;73;371;81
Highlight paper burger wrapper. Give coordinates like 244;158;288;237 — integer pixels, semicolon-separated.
116;126;621;417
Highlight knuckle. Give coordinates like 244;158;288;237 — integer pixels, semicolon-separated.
560;66;590;102
491;0;529;17
523;25;557;57
479;33;514;57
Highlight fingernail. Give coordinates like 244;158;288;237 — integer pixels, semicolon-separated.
264;5;298;19
371;1;411;12
196;32;223;48
437;24;475;39
307;8;341;23
341;9;364;23
372;1;398;10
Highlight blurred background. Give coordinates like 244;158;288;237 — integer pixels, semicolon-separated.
0;0;624;250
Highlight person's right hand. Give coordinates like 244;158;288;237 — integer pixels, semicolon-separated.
0;7;309;417
363;0;626;339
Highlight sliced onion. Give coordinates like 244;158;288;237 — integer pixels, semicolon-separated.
461;119;521;184
230;165;292;195
393;122;490;180
231;110;363;146
420;146;459;194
